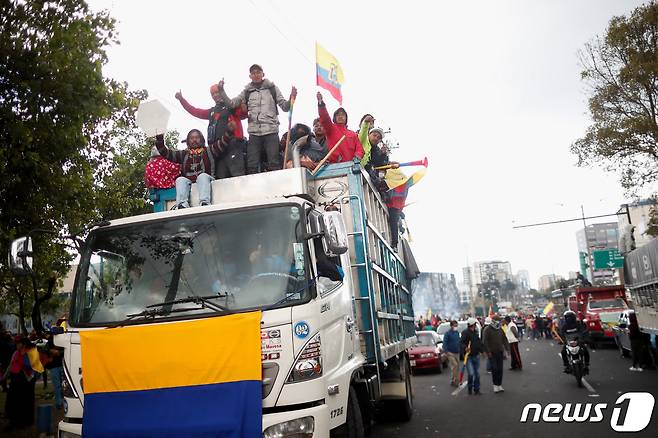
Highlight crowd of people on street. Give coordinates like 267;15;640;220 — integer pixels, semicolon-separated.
0;326;63;432
144;64;408;248
414;310;598;395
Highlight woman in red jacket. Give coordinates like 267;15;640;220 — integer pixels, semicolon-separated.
316;92;364;163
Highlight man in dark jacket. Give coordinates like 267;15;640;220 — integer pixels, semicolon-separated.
460;318;484;395
283;123;327;171
559;310;590;373
482;315;510;393
443;320;461;386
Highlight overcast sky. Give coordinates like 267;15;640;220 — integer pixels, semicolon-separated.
88;0;648;288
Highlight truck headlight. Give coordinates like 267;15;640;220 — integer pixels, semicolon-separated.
263;416;314;438
288;333;322;383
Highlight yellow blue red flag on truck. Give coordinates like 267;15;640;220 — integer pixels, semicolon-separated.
80;312;262;437
543;301;555;316
316;42;344;104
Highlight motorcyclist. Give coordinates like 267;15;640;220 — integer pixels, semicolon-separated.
559;310;590;374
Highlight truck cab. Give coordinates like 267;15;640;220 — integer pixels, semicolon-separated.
572;285;628;347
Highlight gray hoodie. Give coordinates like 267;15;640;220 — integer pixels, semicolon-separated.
220;79;291;136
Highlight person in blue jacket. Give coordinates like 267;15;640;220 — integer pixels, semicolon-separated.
443;320;461;386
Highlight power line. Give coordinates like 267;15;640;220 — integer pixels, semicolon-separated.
512;212;622;229
246;0;314;66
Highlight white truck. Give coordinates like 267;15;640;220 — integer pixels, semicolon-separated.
10;159;419;437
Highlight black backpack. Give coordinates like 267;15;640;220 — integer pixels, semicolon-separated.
244;85;279;115
207;104;230;145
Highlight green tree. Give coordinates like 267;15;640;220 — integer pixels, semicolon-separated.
572;2;658;194
0;0;156;335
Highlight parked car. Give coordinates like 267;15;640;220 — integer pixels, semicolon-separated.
613;310;633;357
409;331;443;373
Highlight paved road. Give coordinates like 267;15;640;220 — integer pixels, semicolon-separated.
372;337;658;437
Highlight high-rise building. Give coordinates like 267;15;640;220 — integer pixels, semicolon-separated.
538;274;559;292
576;222;619;284
473;261;513;285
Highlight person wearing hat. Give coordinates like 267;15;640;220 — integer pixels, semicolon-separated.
460;317;484;395
482;315;510;393
316;92;364;164
175;85;248;179
154;128;234;208
217;64;297;174
482;316;493;373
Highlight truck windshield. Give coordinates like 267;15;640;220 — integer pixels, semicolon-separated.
588;298;627;310
70;205;311;326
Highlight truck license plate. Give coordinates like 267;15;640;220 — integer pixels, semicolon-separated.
410;360;416;366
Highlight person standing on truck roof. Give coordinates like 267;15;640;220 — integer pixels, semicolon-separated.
175;86;248;179
482;315;510;393
316;92;364;163
461;318;484;395
155;128;234;208
217;64;296;174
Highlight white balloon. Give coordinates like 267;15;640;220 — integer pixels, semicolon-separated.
136;99;170;137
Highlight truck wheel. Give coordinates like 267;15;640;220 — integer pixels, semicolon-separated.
331;386;365;438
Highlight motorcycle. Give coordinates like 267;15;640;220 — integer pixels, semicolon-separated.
565;338;588;387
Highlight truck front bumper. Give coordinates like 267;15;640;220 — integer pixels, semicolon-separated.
58;404;330;438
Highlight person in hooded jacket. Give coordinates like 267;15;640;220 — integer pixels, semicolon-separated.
559;310;590;374
283;123;327;171
218;64;296;174
316;92;364;163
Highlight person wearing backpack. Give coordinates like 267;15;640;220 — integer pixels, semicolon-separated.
217;64;297;174
175;86;247;178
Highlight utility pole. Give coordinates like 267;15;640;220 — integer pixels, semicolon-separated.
581;205;593;283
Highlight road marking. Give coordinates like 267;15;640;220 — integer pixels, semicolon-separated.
581;378;596;393
556;353;597;394
452;382;467;396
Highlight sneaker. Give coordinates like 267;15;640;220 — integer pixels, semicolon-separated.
637;367;644;372
493;385;500;393
498;385;504;392
474;390;482;395
629;367;638;371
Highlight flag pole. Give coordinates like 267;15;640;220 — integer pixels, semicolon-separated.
283;95;295;168
311;135;346;175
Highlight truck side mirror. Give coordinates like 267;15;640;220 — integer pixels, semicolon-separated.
8;236;33;276
322;211;348;256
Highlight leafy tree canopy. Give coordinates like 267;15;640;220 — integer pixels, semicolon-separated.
572;2;658;195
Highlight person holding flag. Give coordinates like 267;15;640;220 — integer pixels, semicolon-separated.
217;64;296;174
384;166;426;250
460;318;484;395
316;92;363;164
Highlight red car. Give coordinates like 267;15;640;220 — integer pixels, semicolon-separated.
409;331;442;373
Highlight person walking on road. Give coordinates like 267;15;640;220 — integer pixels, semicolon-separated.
443;320;461;386
482;317;493;373
504;316;523;370
460;317;484;395
482;315;510;393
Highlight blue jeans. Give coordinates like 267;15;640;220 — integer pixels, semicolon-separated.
175;173;214;207
466;355;481;392
50;367;63;408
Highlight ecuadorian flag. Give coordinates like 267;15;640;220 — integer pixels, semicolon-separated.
316;42;344;104
80;312;262;437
